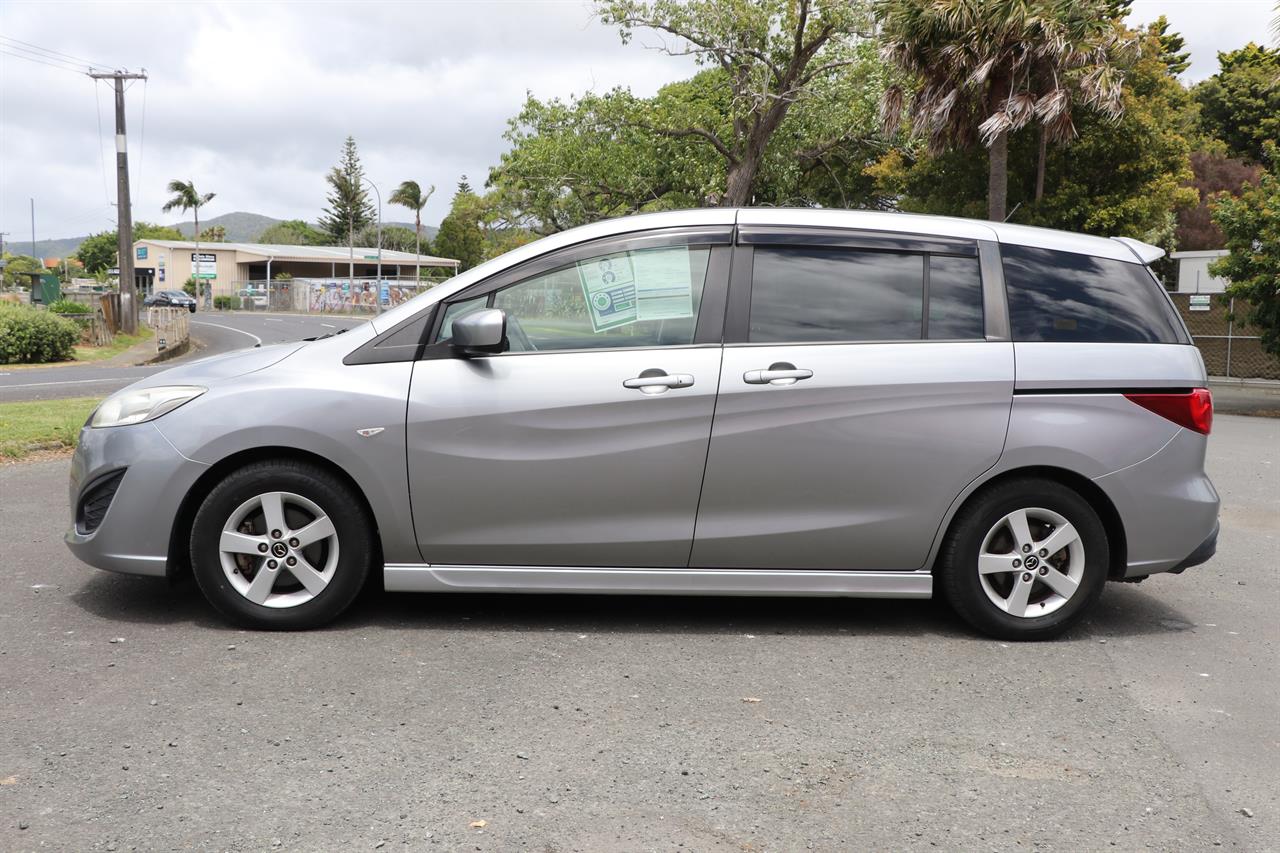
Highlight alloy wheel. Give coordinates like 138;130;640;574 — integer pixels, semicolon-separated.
977;507;1085;618
218;491;339;609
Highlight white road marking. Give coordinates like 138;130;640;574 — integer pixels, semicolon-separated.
321;323;336;328
2;376;134;389
263;318;284;323
191;320;263;346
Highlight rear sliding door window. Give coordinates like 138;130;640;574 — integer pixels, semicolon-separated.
749;247;984;342
1002;244;1188;344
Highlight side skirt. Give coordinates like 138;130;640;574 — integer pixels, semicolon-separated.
383;564;932;598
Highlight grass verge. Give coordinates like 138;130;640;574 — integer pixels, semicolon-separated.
2;326;155;369
72;326;154;363
0;397;100;460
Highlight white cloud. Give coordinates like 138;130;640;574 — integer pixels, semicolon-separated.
1;0;1273;244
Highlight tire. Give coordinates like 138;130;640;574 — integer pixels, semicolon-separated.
190;460;373;629
937;478;1109;641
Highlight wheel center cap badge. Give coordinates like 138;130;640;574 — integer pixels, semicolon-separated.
272;542;288;558
1024;555;1039;569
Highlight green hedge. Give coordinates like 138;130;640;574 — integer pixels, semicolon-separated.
213;295;242;310
0;303;80;364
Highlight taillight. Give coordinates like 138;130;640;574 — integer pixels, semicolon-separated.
1124;388;1213;435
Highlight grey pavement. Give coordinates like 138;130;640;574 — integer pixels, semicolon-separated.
1211;378;1280;418
0;312;369;403
0;415;1276;850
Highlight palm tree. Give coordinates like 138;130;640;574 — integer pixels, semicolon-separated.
389;180;434;281
877;0;1133;221
162;180;216;303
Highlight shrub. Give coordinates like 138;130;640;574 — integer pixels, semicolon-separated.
213;295;242;310
0;303;80;364
47;299;90;315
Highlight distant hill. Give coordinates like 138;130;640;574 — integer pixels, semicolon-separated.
26;212;440;260
170;211;282;242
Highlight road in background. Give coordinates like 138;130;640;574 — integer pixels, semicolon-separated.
0;415;1275;850
0;313;368;403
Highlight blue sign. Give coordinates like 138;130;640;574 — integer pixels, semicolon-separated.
136;246;148;260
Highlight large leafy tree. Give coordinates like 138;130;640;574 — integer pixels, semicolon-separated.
1210;143;1280;360
388;180;435;278
74;221;183;274
489;42;893;233
1175;152;1262;251
317;136;375;244
876;0;1134;221
878;17;1194;239
595;0;872;206
1195;44;1280;165
433;180;486;271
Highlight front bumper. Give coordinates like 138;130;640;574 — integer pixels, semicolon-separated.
65;420;209;577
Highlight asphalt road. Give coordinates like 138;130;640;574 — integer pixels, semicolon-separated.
1;416;1277;851
0;312;369;403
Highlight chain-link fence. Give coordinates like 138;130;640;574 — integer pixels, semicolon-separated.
206;277;451;316
1170;293;1279;380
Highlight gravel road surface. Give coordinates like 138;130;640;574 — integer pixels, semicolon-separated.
1;415;1276;851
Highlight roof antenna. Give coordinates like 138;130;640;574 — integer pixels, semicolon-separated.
1004;202;1022;222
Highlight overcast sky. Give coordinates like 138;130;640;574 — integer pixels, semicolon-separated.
0;0;1274;247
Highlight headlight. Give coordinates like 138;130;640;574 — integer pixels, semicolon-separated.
90;385;206;428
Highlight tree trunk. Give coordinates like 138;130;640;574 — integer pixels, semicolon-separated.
987;130;1009;222
1035;127;1047;204
414;211;421;282
194;209;201;308
723;155;760;207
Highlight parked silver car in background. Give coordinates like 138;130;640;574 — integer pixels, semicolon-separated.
66;209;1219;639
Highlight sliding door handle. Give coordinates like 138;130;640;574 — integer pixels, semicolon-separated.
743;362;813;386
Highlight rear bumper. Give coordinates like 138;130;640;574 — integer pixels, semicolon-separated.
1168;521;1219;574
1093;428;1220;579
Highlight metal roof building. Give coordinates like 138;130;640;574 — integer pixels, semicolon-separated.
131;239;459;292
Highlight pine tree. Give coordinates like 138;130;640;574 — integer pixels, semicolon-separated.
318;136;375;244
433;181;485;271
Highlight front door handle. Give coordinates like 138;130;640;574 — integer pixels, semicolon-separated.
623;369;695;395
743;362;813;386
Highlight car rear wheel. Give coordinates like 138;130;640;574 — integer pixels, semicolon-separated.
190;460;373;629
937;478;1109;641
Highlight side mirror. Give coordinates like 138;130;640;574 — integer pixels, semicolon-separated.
451;308;508;355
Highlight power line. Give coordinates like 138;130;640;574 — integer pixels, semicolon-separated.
0;35;113;70
0;47;89;75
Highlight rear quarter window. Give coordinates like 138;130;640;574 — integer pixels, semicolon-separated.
1002;244;1188;344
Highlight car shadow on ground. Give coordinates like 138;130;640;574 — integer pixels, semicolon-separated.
69;570;1201;642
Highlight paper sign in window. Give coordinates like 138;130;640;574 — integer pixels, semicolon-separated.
578;252;638;332
632;247;695;321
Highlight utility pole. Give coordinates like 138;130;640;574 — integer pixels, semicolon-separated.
90;69;147;333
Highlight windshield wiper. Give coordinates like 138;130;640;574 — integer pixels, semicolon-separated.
304;326;350;342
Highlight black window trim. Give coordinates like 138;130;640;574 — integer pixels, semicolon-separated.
726;242;991;346
424;228;733;359
738;225;979;257
344;226;733;365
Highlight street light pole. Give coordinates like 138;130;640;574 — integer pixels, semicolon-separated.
363;177;382;312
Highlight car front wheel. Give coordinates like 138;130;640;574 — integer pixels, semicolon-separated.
189;460;373;629
937;478;1109;641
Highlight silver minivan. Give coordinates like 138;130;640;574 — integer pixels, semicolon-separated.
66;209;1219;639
